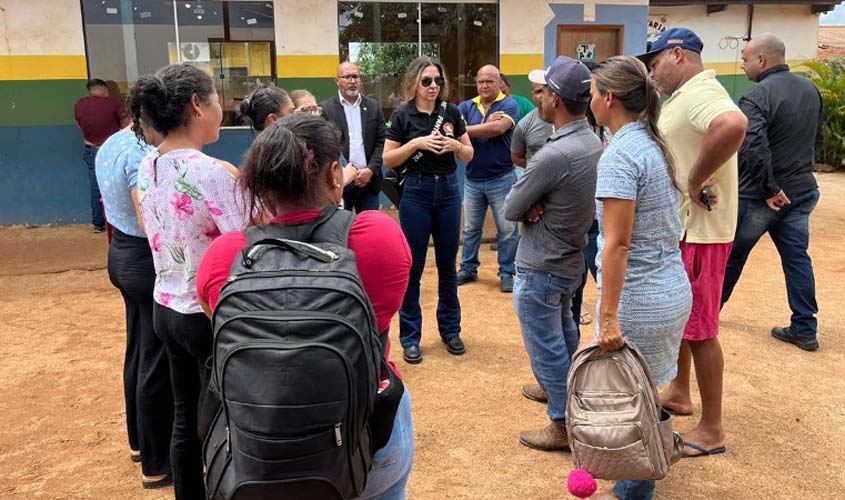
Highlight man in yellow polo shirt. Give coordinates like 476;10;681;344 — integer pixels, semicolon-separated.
639;27;748;459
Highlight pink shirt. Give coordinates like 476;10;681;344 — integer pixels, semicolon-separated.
138;149;248;314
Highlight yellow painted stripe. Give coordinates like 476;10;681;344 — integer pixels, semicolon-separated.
277;55;338;79
500;54;544;75
704;59;809;76
0;55;87;81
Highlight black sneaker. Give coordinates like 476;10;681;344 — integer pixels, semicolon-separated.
442;336;466;356
456;270;478;286
93;226;106;234
771;326;818;352
402;345;422;364
500;275;514;293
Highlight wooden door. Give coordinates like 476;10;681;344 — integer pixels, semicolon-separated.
556;25;624;64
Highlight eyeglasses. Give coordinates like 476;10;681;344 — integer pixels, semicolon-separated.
296;105;323;115
421;76;445;88
339;74;360;81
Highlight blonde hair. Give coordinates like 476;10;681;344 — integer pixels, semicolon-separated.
401;56;450;102
592;56;679;191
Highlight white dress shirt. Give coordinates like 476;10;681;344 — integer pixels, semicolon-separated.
340;92;368;170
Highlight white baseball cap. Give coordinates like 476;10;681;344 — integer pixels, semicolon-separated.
528;69;546;85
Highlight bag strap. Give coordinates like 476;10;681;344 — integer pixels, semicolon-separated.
410;100;450;166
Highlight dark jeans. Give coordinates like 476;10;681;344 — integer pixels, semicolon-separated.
83;145;106;228
153;304;214;500
343;183;381;213
613;479;656;500
398;172;462;347
107;229;173;476
721;189;820;340
571;219;599;335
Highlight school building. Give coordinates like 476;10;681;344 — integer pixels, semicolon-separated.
0;0;833;225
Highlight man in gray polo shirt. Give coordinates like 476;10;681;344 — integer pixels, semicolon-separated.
510;69;554;169
504;56;601;451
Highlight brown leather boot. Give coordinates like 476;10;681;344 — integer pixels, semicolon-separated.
519;421;570;451
521;383;548;403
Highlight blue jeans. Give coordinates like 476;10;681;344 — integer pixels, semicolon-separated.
398;173;462;347
343;184;381;213
358;390;415;500
460;171;519;278
613;479;655;500
571;220;599;335
84;145;106;228
513;268;580;423
721;189;819;340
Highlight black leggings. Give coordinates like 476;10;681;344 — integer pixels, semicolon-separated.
107;229;173;476
153;304;215;500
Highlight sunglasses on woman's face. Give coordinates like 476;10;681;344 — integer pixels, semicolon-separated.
420;76;445;88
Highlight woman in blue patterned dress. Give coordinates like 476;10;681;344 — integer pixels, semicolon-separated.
589;56;692;500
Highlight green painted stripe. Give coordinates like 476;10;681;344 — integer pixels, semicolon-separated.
277;78;337;102
0;80;87;127
716;74;755;102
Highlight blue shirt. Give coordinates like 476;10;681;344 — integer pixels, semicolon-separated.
95;130;154;237
459;92;518;181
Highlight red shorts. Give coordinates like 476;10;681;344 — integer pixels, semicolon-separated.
680;240;733;341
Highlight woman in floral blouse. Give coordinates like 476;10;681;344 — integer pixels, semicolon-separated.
129;64;247;500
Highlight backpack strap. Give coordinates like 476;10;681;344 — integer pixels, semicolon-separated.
244;206;354;247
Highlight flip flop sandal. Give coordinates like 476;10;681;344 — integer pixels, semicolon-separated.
683;441;727;458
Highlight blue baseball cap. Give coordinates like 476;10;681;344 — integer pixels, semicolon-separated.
541;56;592;102
638;27;704;63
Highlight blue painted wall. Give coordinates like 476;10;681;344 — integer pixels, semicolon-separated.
0;127;256;226
544;3;649;65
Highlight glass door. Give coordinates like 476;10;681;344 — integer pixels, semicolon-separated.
208;41;275;126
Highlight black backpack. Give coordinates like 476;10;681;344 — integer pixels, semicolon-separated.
203;207;387;500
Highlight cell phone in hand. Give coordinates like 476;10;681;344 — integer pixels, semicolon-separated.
701;188;713;211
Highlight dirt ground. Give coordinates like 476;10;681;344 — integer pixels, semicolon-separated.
1;173;844;500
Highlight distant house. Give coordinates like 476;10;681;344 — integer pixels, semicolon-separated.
818;26;845;59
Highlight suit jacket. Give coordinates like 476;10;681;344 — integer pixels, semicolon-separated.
320;94;386;193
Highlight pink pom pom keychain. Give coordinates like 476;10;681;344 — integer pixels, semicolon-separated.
567;468;598;498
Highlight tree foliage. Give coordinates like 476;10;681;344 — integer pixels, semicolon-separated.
805;58;845;168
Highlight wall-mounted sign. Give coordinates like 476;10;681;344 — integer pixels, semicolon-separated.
648;16;669;44
576;42;596;62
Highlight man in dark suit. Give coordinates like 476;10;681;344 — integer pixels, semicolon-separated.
321;61;386;212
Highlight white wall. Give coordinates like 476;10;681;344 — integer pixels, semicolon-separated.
648;4;819;65
0;0;85;55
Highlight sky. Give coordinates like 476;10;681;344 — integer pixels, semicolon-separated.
821;1;845;25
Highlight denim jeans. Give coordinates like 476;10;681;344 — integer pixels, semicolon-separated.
108;229;173;477
358;390;415;500
721;189;820;340
513;268;580;423
613;479;656;500
398;172;462;347
343;184;381;213
83;145;106;228
153;304;213;500
460;171;519;278
571;220;599;336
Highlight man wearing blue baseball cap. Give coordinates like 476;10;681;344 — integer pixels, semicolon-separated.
640;27;749;460
504;56;602;451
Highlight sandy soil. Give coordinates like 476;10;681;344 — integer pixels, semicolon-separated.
1;173;843;500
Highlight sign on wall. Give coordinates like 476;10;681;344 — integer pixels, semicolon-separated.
648;15;669;45
576;42;597;62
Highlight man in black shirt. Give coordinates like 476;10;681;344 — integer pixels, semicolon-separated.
721;33;824;351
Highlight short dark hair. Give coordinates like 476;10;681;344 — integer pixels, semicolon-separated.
562;98;589;116
500;74;511;87
86;79;107;90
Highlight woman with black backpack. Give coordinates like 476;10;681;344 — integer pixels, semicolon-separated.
382;56;474;365
196;114;415;499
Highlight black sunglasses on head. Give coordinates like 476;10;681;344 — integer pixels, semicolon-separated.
421;76;445;88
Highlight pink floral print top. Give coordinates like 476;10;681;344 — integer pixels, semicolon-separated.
138;149;248;314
